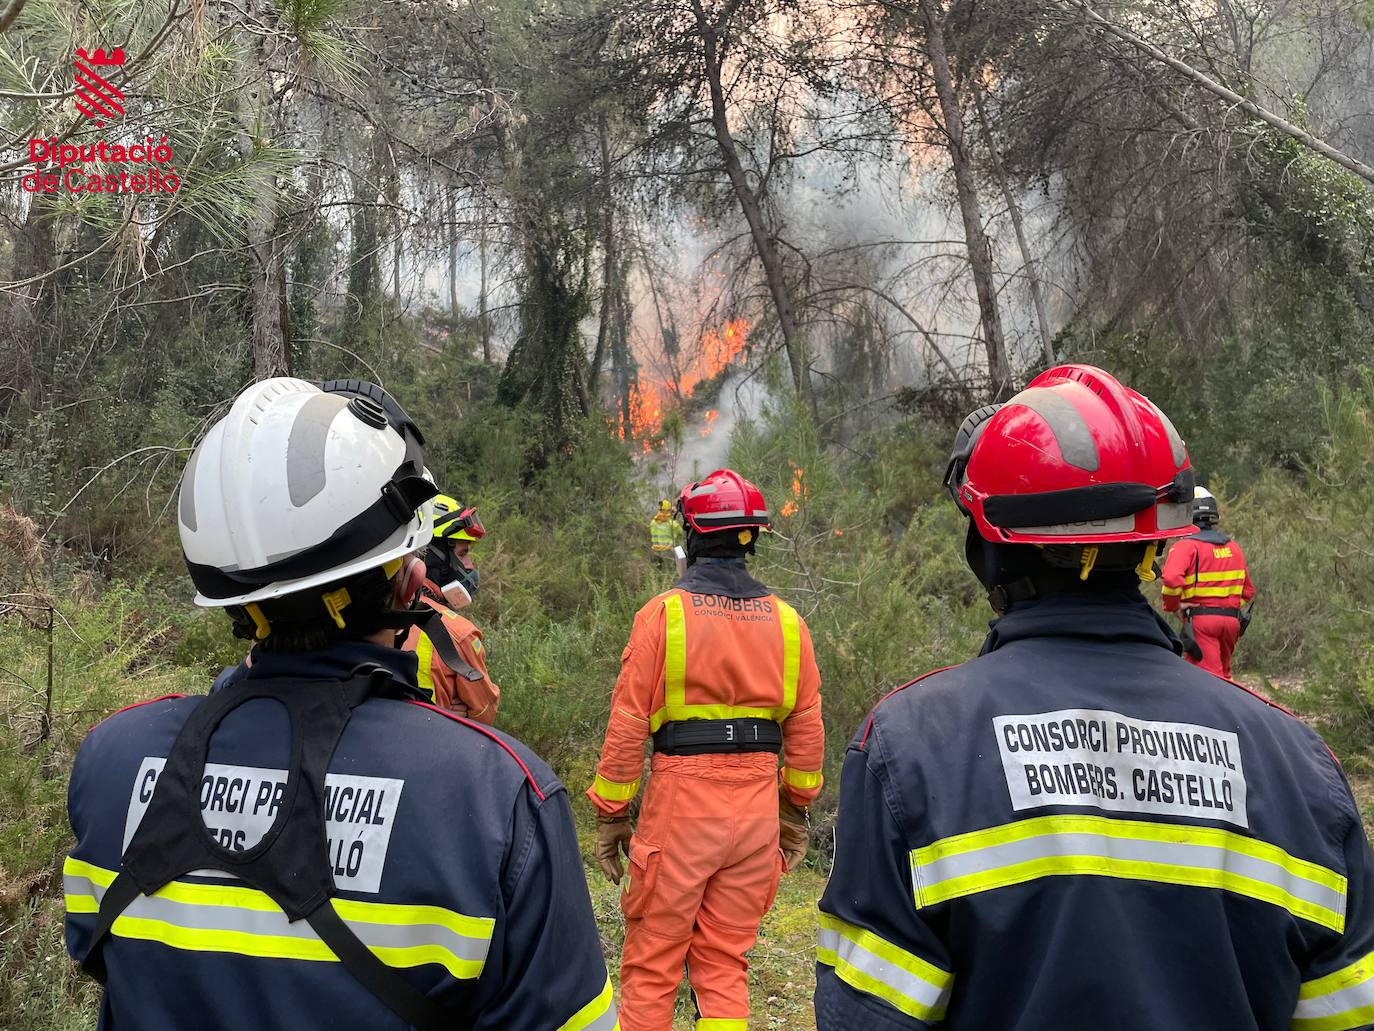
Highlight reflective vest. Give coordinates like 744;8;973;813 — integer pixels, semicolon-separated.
1161;528;1256;611
588;560;826;814
649;516;675;551
66;642;617;1031
816;593;1374;1031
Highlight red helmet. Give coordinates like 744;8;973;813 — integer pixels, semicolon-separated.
678;468;771;534
946;364;1195;544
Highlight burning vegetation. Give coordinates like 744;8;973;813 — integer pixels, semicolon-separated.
620;318;751;450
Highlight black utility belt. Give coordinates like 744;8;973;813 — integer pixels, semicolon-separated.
1190;607;1241;619
653;718;782;756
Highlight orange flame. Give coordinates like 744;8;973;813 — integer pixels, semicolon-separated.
780;465;806;517
620;318;751;450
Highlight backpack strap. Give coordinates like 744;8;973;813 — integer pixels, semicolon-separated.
81;668;446;1030
420;609;485;683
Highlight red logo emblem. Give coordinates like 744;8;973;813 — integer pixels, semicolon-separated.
73;47;125;127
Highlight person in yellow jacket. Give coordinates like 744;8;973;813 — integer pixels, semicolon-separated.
402;494;500;721
648;498;681;560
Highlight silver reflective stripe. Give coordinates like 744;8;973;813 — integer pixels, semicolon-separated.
1005;386;1099;471
916;832;1346;918
580;1003;619;1031
818;929;950;1017
287;392;348;506
178;446;200;532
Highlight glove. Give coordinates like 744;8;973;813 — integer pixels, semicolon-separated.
1179;615;1203;661
779;797;810;873
594;814;633;884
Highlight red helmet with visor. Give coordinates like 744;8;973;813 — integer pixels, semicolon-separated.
678;468;772;534
946;364;1195;544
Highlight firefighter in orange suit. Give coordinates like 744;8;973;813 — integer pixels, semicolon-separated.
402;495;500;721
588;468;825;1031
1161;486;1256;678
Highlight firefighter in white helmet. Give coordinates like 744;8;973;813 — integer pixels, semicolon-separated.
63;378;617;1031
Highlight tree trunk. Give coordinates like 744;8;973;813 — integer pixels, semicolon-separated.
918;0;1011;400
241;4;288;379
447;180;459;345
389;163;402;310
974;91;1054;368
690;0;811;406
589;112;616;393
479;207;491;362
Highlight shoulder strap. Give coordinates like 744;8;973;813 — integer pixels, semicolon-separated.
420;610;484;682
80;670;446;1030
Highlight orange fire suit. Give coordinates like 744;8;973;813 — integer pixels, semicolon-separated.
401;588;500;722
588;560;824;1031
1161;528;1256;679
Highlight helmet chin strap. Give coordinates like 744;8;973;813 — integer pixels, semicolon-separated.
966;523;1155;614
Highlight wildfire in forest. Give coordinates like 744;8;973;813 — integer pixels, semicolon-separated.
780;466;806;518
620;318;751;450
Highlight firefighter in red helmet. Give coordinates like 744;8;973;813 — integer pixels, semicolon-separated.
816;365;1374;1031
590;468;825;1031
1160;486;1257;679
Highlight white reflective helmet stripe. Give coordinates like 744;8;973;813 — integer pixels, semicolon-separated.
910;814;1346;932
1293;950;1374;1030
65;857;493;979
816;911;952;1021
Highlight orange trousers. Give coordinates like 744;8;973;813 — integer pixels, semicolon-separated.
1186;613;1241;679
619;752;784;1031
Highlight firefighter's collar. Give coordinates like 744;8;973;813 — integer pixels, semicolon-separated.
980;591;1183;657
674;558;769;599
217;641;422;695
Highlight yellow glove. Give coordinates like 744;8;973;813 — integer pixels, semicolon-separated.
779;797;810;873
595;814;633;884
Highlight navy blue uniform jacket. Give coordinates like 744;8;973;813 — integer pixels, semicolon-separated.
65;642;617;1031
816;592;1374;1031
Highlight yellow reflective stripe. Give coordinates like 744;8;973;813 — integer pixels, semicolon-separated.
415;631;436;700
778;599;800;716
649;593;799;733
592;774;641;801
1293;949;1374;1031
64;857;494;979
911;815;1346;932
816;910;952;1021
1292;1007;1374;1031
696;1020;748;1030
663;594;686;711
1161;586;1182;596
1301;950;1374;999
1196;569;1247;582
65;856;116;888
558;975;619;1031
1179;584;1247;599
782;767;823;790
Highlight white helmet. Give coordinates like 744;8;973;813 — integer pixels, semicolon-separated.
178;378;436;608
1192;485;1219;524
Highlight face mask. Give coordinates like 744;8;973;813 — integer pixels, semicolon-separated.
441;564;479;610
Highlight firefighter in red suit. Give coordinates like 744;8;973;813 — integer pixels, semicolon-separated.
1161;486;1256;678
